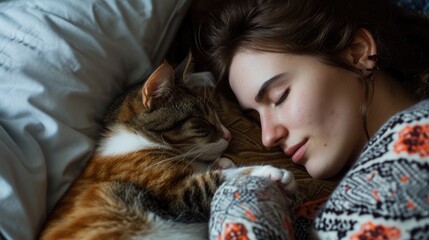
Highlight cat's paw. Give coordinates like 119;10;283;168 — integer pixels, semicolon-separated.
212;157;236;169
251;166;296;193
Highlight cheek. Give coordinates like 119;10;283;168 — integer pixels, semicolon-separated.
286;85;352;147
308;79;360;129
286;91;328;128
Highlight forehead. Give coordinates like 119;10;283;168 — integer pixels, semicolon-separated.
228;51;288;106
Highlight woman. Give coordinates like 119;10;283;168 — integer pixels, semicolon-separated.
201;0;429;239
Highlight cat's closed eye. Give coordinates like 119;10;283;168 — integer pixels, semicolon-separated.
189;118;217;137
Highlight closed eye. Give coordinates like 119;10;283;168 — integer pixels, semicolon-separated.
275;88;290;107
195;128;210;137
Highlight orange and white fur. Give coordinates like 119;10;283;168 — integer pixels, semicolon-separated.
39;58;296;240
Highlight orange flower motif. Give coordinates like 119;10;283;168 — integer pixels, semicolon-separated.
245;210;257;222
233;192;241;199
371;189;381;202
350;221;401;240
400;175;409;183
367;172;377;182
222;222;249;240
407;201;416;210
394;124;429;157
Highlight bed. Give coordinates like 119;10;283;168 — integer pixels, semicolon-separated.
0;0;426;239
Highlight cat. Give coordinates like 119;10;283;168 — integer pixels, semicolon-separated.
39;56;296;240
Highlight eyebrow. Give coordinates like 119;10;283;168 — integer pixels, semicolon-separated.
255;73;286;103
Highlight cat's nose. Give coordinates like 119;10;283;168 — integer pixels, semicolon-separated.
224;130;232;142
221;126;232;142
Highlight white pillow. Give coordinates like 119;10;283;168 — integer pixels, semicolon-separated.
0;0;190;239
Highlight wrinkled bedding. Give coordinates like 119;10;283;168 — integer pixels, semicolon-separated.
0;0;190;239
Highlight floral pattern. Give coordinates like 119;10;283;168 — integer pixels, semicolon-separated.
350;221;401;240
210;176;295;240
222;223;249;240
394;124;429;157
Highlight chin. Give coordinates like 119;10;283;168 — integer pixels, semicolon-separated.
304;151;350;179
305;163;338;180
307;170;326;180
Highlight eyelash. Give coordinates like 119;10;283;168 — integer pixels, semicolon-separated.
275;88;290;106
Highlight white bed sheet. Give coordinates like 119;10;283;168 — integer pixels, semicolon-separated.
0;0;190;239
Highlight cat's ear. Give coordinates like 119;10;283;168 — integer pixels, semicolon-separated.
141;61;175;110
174;52;193;84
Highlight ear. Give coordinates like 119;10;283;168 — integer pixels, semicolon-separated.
343;28;378;71
174;52;193;84
141;60;175;110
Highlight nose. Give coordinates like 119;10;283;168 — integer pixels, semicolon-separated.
260;112;288;147
221;125;232;142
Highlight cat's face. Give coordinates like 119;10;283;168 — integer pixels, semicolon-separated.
137;60;232;161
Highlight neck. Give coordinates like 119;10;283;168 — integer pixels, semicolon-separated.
366;72;416;137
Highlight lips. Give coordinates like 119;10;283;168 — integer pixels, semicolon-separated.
285;138;308;164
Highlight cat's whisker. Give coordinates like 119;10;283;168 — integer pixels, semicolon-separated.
178;144;206;159
187;147;207;161
183;158;196;171
180;144;205;159
182;148;211;172
207;87;218;103
146;155;184;169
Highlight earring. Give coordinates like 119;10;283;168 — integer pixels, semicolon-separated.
368;54;378;61
365;54;379;76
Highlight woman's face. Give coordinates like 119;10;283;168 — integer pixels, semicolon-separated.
229;51;367;179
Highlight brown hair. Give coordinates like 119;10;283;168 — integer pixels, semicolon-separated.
200;0;429;100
